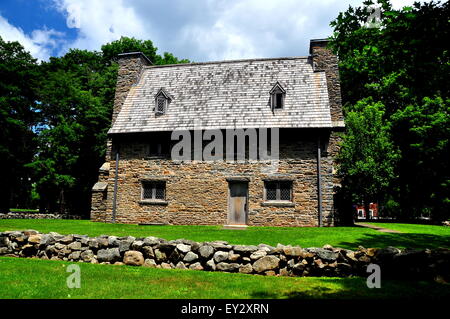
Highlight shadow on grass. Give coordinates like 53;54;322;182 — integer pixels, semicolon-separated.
252;286;335;299
337;230;450;250
251;277;450;300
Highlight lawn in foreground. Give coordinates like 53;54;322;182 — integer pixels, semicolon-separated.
365;222;450;236
1;219;449;250
0;257;448;299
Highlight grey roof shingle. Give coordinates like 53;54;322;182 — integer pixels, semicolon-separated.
109;57;332;134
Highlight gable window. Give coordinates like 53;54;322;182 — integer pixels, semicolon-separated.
156;96;166;114
269;82;286;110
264;181;292;201
142;181;166;201
154;88;171;115
272;93;284;109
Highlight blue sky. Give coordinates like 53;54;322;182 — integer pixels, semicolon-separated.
0;0;431;62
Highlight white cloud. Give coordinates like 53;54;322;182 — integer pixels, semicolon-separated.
174;0;434;61
175;0;363;61
52;0;365;61
52;0;151;54
0;15;65;61
2;0;437;61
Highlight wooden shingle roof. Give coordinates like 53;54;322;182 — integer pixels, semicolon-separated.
109;56;332;134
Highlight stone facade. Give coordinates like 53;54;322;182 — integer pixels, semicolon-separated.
310;39;345;219
92;130;335;226
106;53;152;159
309;39;344;124
91;39;344;227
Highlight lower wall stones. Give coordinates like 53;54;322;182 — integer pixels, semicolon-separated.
1;230;449;283
0;213;82;220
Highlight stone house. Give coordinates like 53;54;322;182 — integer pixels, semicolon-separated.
91;39;344;227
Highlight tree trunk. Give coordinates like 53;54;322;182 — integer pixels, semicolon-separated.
59;189;65;215
364;198;371;221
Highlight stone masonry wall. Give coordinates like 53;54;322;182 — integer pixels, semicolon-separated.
0;213;81;220
106;53;151;160
310;40;345;221
309;40;344;124
91;130;335;227
1;230;449;283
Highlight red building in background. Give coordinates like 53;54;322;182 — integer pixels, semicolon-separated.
355;203;379;220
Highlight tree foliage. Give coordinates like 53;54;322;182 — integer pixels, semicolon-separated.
337;99;399;209
0;36;39;213
101;36;190;65
28;51;112;214
1;36;189;216
330;0;450;222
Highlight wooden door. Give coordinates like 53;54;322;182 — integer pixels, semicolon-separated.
228;182;248;225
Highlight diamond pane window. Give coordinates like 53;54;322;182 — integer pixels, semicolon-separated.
279;182;292;201
155;184;165;199
264;181;292;201
265;182;277;201
156;97;166;114
269;82;286;110
142;181;166;200
142;183;153;199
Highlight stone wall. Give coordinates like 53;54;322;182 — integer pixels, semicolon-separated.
309;39;344;124
1;230;449;282
91;129;335;227
0;213;81;220
106;53;152;160
310;39;345;221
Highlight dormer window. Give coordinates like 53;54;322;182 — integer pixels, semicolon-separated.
269;82;286;110
156;96;166;114
154;88;171;115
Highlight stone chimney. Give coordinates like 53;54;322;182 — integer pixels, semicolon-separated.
106;52;152;159
111;52;152;126
309;39;344;126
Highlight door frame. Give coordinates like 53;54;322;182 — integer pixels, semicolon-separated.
227;180;249;225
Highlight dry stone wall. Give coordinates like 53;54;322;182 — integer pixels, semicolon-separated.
1;230;449;282
0;213;81;220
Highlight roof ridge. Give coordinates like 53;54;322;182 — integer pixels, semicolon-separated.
146;56;310;69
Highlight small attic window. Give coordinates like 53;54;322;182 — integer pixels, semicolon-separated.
154;88;171;115
272;93;283;109
269;82;286;110
156;96;167;114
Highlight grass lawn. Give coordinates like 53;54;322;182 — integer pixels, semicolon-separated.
0;219;449;250
0;256;448;299
365;222;450;236
8;208;39;213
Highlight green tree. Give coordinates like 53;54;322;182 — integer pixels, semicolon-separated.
337;99;399;218
330;0;450;222
330;0;450;113
30;50;111;215
0;36;39;213
391;97;450;221
30;37;189;216
101;36;190;65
